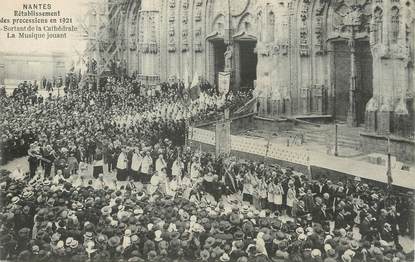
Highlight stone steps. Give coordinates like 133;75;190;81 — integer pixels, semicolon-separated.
289;124;364;150
303;132;362;149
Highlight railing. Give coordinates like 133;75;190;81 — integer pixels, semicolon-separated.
189;127;310;166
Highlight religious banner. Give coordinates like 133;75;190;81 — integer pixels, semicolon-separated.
218;72;231;96
189;72;200;100
215;120;231;156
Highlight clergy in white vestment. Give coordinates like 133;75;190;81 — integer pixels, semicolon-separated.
171;156;184;183
158;167;168;194
131;149;143;182
53;169;66;185
140;151;153;184
116;149;128;181
93;174;107;190
10;166;25;180
148;171;162;196
155;154;167;173
190;157;202;183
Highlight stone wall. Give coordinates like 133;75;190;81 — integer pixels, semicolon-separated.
360;132;415;162
115;0;414;138
0;52;67;85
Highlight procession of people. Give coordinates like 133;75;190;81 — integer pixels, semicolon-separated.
0;76;414;262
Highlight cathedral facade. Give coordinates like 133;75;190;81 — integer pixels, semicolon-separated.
113;0;414;138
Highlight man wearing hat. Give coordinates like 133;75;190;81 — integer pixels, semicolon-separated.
27;143;41;179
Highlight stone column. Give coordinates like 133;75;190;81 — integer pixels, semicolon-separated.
347;35;358;127
378;98;393;135
365;97;378;132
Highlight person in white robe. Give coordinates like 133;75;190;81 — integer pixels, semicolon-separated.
10;165;25;180
131;149;142;182
155;154;167;173
148;171;162;196
180;173;193;200
190;157;201;183
140;151;153;184
274;181;284;210
53;169;66;185
116;149;128;181
158;167;168;194
171;156;184;183
286;182;297;216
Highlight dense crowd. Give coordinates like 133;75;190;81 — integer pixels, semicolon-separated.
0;77;251;168
0;77;414;262
1;152;414;262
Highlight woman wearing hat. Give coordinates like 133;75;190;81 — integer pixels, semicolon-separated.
27;143;41;179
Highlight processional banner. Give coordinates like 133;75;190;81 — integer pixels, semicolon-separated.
218;72;231;96
215;120;231;156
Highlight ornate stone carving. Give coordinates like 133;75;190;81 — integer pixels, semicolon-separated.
300;0;311;21
182;15;188;24
230;0;249;17
195;8;202;22
255;42;270;56
182;29;189;52
138;15;145;53
390;44;410;60
298;0;311;56
238;13;254;35
370;7;383;46
168;37;176;52
299;22;309;57
332;0;371;34
169;15;175;22
182;0;189;9
169;0;175;8
280;41;289;55
224;45;233;70
129;18;138;51
148;14;158;54
129;37;137;51
194;28;203;52
315;16;324;55
168;25;176;52
195;0;202;6
315;0;328;16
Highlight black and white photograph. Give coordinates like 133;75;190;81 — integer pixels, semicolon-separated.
0;0;414;261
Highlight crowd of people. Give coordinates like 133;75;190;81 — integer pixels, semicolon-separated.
0;76;251;167
0;76;414;262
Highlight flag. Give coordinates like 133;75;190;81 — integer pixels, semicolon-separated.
189;72;200;100
218;72;231;96
386;155;393;185
386;137;393;190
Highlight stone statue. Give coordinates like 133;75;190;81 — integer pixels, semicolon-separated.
224;45;233;71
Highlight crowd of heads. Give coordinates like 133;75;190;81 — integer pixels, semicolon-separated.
0;76;414;262
1;155;414;262
0;77;251;167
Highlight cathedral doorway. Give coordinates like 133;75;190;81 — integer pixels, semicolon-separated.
237;40;257;91
212;40;226;88
332;40;373;125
